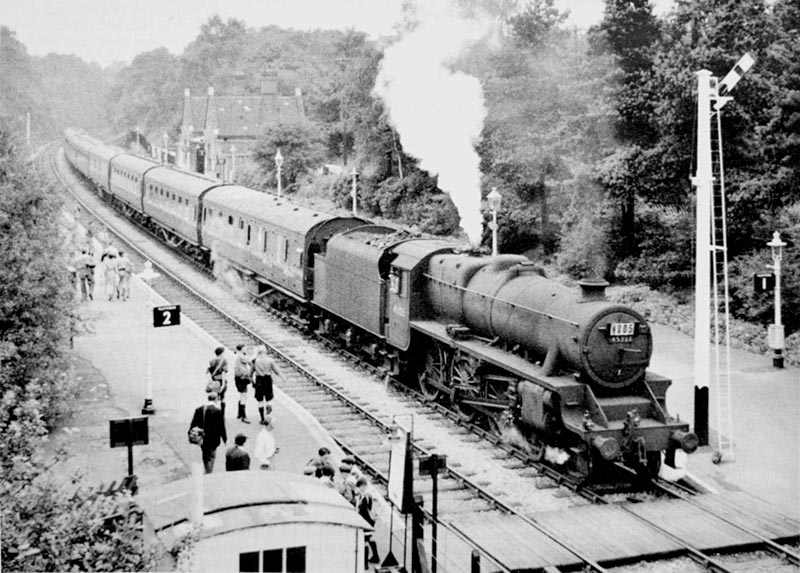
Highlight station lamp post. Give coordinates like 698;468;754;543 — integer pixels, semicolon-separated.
275;148;284;197
229;145;237;183
350;167;358;216
163;132;169;164
136;261;160;415
767;231;786;368
487;187;502;256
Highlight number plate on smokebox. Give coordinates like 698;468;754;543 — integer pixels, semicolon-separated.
608;322;635;337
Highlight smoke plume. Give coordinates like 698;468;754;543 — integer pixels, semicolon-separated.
374;2;489;247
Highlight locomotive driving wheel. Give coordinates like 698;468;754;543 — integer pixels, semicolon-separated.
417;342;450;401
450;352;481;423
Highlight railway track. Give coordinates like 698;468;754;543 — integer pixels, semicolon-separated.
48;144;799;572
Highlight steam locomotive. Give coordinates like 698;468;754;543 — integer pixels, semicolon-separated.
64;127;698;480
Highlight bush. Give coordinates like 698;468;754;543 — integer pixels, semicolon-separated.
613;203;694;290
0;125;161;570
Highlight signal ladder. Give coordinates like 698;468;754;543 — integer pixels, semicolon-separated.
709;78;734;463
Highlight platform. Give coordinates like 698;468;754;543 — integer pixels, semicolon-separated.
650;324;800;521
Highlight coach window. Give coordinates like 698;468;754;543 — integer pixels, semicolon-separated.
390;268;405;297
246;224;251;246
263;230;268;253
228;215;234;226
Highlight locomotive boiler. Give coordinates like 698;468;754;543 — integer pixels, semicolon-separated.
414;252;698;478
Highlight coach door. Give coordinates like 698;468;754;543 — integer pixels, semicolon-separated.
385;264;411;350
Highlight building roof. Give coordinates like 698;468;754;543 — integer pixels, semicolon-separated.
137;471;370;547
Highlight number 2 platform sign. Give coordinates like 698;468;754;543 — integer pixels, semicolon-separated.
153;305;181;328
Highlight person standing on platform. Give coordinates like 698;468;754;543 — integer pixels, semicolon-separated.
356;476;380;565
252;346;285;424
233;344;253;423
189;392;227;474
76;250;93;301
225;433;250;471
102;253;119;301
207;347;228;417
254;416;278;470
116;251;132;301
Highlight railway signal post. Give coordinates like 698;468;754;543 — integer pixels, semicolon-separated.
691;53;754;448
136;261;160;415
767;231;786;368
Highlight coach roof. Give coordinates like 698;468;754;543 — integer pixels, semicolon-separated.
203;185;340;234
145;166;220;196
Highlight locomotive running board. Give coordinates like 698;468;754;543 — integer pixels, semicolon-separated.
411;320;582;394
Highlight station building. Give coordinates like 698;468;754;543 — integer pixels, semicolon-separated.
137;471;371;573
177;73;306;180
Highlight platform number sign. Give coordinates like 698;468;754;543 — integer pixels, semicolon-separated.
753;273;775;294
153;305;181;327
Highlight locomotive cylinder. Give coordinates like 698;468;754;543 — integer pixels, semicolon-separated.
426;254;653;388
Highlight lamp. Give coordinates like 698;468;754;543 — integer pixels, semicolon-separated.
275;149;284;197
487;187;502;256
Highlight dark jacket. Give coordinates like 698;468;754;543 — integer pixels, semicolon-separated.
226;446;251;471
190;404;227;450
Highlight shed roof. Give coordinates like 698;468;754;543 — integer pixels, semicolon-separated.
137;471;370;545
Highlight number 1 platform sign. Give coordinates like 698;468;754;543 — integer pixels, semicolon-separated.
153;305;181;328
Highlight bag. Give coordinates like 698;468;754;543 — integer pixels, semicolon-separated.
206;377;221;394
188;406;206;446
188;426;204;445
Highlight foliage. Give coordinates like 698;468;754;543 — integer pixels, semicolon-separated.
331;170;462;237
0;125;158;570
0;27;111;144
612;202;695;289
2;477;156;572
107;47;182;138
728;204;800;335
475;10;618;255
252;122;326;188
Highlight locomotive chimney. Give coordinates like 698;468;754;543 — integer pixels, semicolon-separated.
578;278;608;302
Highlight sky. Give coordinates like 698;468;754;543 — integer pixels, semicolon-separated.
3;0;674;67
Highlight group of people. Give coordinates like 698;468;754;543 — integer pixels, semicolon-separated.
99;244;132;301
190;343;287;474
188;344;381;565
70;243;131;302
188;392;278;474
306;449;381;565
205;343;286;425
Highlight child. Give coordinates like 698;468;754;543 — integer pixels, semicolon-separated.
254;416;278;469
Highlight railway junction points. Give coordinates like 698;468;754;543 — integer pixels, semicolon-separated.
49;146;798;572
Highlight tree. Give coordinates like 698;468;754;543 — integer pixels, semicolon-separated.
0;125;161;571
590;0;662;258
107;47;181;135
476;13;618;257
253;122;326;189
